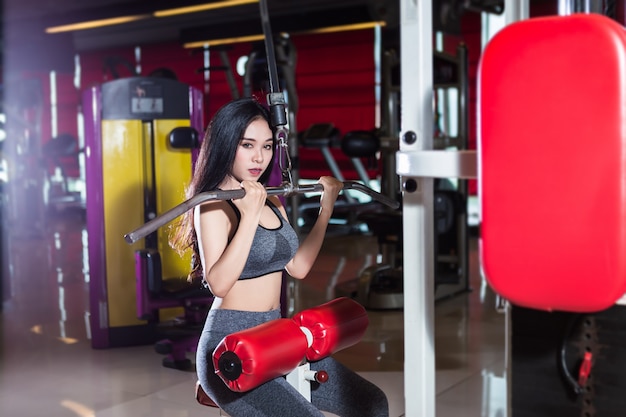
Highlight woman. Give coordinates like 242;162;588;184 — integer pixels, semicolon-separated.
172;97;389;417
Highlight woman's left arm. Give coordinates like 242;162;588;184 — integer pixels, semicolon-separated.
284;176;343;279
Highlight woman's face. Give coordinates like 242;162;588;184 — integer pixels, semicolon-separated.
231;118;273;182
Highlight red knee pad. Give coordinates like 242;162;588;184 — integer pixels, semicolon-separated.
292;297;369;361
212;318;308;392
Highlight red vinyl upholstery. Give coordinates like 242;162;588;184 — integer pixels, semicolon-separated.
212;297;368;392
478;13;626;312
212;318;308;393
292;297;369;361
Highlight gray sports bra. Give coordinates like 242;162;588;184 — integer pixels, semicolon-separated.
226;199;299;280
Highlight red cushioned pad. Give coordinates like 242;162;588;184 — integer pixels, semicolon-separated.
212;319;307;392
292;297;369;361
479;14;626;312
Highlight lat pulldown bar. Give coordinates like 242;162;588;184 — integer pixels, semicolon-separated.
124;181;400;244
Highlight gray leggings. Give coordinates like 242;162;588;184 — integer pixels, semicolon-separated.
196;308;389;417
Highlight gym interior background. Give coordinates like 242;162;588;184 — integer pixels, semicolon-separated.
1;1;626;417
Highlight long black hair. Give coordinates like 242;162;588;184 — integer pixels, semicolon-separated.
170;97;275;281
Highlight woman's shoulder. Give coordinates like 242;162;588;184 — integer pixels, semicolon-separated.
195;199;238;222
194;200;239;244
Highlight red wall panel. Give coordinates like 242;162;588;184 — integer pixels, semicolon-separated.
292;30;377;180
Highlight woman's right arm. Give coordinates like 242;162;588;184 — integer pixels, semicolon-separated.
195;181;266;297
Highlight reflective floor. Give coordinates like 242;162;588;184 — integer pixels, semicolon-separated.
0;207;506;417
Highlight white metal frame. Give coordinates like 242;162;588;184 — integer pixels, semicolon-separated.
398;1;528;416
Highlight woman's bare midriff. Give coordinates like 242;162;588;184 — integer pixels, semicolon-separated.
211;271;284;312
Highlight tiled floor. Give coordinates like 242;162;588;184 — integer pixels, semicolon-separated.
0;206;507;417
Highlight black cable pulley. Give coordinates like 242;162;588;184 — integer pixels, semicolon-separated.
259;0;287;130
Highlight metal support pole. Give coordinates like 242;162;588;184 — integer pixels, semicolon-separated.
399;1;435;416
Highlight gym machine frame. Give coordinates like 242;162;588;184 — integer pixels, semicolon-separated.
395;0;529;415
396;2;626;417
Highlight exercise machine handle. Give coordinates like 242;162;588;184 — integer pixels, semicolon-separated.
124;181;399;244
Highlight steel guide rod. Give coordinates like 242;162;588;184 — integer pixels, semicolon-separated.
124;181;399;244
